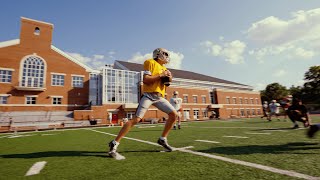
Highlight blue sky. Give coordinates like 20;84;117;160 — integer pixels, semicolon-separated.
1;0;320;90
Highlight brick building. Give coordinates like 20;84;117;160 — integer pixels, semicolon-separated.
0;17;262;129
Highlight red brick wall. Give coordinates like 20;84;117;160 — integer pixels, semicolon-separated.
0;18;90;112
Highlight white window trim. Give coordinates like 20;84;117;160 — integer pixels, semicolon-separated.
25;96;37;104
71;74;85;77
0;94;12;97
49;95;64;98
0;67;15;71
24;95;38;97
19;54;47;88
51;74;65;86
52;96;63;104
51;72;66;75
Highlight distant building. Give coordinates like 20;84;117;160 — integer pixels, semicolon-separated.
0;17;262;126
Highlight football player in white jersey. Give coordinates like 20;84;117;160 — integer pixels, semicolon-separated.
170;91;183;129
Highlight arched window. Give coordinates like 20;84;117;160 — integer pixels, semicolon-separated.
21;56;45;88
34;27;40;35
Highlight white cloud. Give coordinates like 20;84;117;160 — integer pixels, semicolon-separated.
67;52;110;70
254;83;267;91
247;8;320;61
273;69;287;77
201;40;246;64
128;51;184;69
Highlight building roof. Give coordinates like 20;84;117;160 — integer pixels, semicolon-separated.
0;39;94;72
114;60;249;87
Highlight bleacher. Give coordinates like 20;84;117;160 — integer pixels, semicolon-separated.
0;111;102;133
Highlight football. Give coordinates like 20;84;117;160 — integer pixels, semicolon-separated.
161;76;171;86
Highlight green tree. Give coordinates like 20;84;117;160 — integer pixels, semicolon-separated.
288;85;302;98
303;65;320;103
262;83;288;102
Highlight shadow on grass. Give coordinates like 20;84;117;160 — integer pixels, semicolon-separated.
0;150;161;159
200;142;320;155
253;127;298;131
0;151;108;159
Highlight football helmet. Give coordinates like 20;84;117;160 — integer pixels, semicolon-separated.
153;48;170;63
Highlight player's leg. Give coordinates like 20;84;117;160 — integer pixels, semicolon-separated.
178;112;181;129
154;98;177;151
108;96;152;154
287;110;299;128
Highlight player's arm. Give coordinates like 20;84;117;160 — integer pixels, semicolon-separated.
143;70;171;85
143;74;162;85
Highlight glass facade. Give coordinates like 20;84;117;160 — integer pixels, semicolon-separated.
103;68;139;104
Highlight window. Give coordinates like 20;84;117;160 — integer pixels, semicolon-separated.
26;96;36;104
226;97;230;104
72;76;84;88
252;109;256;115
52;74;65;86
202;110;208;118
34;27;40;35
52;97;62;104
210;92;216;104
0;96;8;104
21;56;45;88
126;112;135;120
232;97;237;104
183;95;188;103
256;98;259;104
193;96;198;103
250;98;254;104
246;109;250;116
240;109;245;116
193;110;199;119
239;98;243;104
202;96;206;103
104;69;139;103
0;69;13;83
257;109;261;115
245;98;248;104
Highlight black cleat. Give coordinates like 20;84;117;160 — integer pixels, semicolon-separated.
157;138;173;152
307;125;319;138
108;140;119;153
292;124;299;129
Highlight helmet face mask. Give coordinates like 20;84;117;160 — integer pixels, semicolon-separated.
153;48;170;63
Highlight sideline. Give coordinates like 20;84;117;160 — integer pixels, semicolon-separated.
88;129;319;180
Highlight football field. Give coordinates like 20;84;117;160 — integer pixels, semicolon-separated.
1;117;319;180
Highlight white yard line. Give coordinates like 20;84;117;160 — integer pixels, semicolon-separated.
8;134;36;138
223;136;249;139
87;129;319;180
245;132;271;135
195;140;221;144
137;126;156;128
25;161;47;176
199;127;263;129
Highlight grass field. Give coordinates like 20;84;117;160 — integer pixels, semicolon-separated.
1;117;320;180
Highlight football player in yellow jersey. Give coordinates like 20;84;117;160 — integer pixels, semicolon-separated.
108;48;178;159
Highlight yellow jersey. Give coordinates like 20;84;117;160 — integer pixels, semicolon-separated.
143;59;167;97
